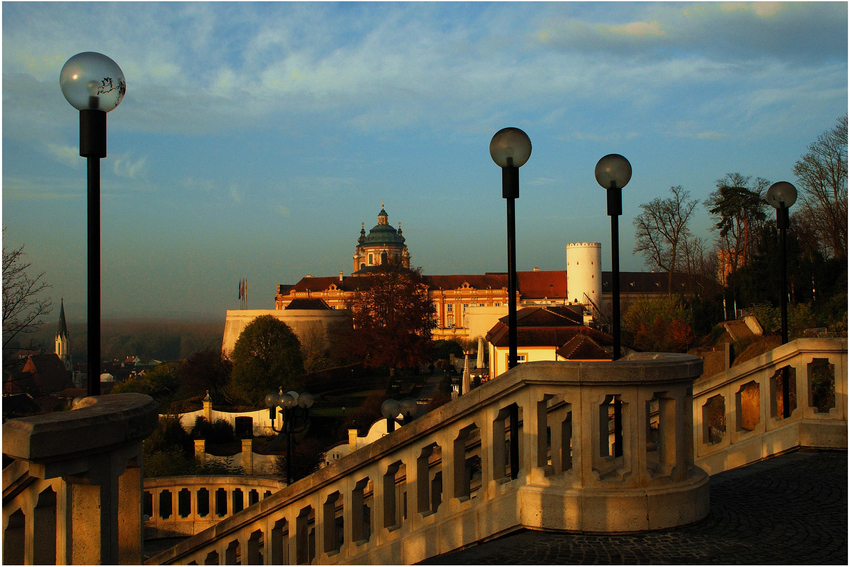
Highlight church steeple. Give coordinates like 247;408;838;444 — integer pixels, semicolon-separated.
55;299;71;371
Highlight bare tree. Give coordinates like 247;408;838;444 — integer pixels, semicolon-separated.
793;115;848;261
681;234;720;299
3;230;52;352
633;186;698;293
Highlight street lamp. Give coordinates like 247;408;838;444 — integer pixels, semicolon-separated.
381;397;418;433
595;154;632;360
490;127;532;370
766;181;797;419
766;182;797;344
60;52;126;396
265;388;314;484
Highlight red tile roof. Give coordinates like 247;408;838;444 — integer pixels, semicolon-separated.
485;306;611;348
557;334;611;360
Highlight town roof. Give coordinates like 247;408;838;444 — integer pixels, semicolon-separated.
485;306;611;348
285;298;333;310
556;334;611;360
516;270;568;300
424;274;508;290
6;354;74;397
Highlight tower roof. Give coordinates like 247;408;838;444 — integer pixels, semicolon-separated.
360;204;406;248
57;299;69;337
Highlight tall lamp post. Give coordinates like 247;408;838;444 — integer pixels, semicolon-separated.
595;154;632;360
265;388;314;484
766;181;797;419
490;127;532;370
60;52;126;396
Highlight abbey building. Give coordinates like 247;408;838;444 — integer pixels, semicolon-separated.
270;204;690;343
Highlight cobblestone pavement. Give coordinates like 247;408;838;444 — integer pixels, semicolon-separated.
420;450;847;565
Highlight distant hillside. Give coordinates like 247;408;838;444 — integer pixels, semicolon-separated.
23;318;225;362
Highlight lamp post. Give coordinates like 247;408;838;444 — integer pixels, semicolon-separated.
381;397;418;433
766;181;797;419
60;52;126;396
490;127;532;370
265;388;314;484
595;154;632;360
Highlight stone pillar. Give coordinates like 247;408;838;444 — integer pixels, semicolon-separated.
203;392;213;422
195;439;206;466
2;394;158;566
118;456;143;564
242;439;254;475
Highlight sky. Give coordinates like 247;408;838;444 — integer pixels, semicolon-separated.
2;2;847;322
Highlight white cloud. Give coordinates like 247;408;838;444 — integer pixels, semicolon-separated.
111;154;148;180
46;143;81;169
229;184;243;204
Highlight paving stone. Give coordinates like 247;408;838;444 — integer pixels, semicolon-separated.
420;450;847;565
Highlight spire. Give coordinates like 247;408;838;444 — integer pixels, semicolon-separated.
55;299;71;371
378;201;389;225
57;298;68;338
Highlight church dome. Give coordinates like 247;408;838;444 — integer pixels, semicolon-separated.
353;203;411;273
361;207;405;247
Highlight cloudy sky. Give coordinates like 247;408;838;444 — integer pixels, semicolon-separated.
2;2;847;321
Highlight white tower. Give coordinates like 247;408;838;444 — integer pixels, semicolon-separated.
566;242;602;308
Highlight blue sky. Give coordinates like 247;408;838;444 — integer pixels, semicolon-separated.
2;2;847;321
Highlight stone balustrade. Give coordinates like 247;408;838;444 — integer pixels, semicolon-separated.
144;476;287;539
148;354;709;565
693;337;847;475
3;393;159;565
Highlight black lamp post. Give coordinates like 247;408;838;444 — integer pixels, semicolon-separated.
594;154;632;360
766;181;797;419
490;127;532;370
265;388;314;484
766;182;798;344
381;397;418;433
60;52;126;396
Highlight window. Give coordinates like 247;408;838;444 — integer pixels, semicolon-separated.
447;304;453;313
368;253;373;265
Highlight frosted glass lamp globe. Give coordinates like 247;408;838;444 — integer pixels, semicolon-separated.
766;182;797;209
490;127;532;168
60;52;126;112
595;154;632;190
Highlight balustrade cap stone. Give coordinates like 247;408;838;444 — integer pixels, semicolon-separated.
2;393;159;464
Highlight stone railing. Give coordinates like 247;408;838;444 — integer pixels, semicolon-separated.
3;393;159;564
148;354;709;565
144;476;286;539
693;338;847;475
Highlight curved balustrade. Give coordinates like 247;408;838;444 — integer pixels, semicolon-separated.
148;354;709;565
144;476;287;539
693;338;847;475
